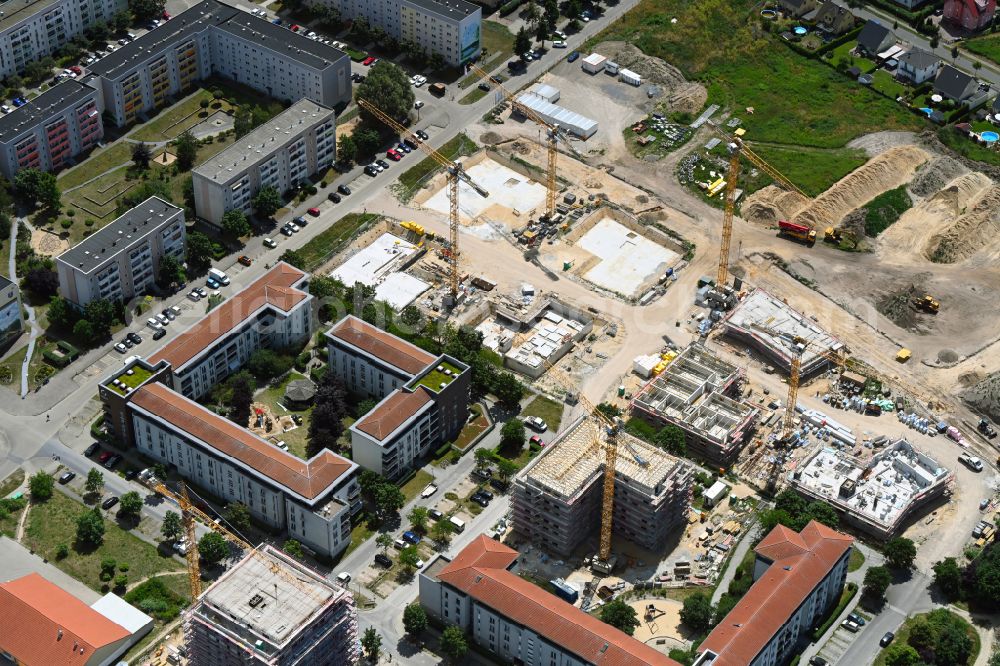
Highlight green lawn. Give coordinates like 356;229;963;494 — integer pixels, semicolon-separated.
400;469;435;503
343;518;374;558
108;365;153;395
964;33;1000;67
848;547;865;572
415;361;462;391
0;469;25;498
0;345;26;387
458;87;489;105
396;133;478;198
458;21;514;90
452;404;489;452
748;143;868;198
23;492;185;595
57;143;133;190
938;125;1000;167
863;185;911;236
520;395;564;433
255;372;312;458
130;90;222;142
296;212;377;271
870;70;907;100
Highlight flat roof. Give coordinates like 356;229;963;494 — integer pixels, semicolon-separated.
194;99;334;184
199;546;344;648
216;10;348;70
353;388;432;441
0;0;63;33
404;0;479;20
131;382;354;502
56;197;182;274
330;231;418;285
149;262;309;371
90;593;153;635
0;80;97;144
327;315;436;375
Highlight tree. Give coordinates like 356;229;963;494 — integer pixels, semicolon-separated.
15;168;59;209
935;621;973;665
118;491;143;518
376;532;394;554
514;26;531;55
187;231;214;267
283;539;304;559
161;510;183;541
279;249;305;269
356;61;415;125
493;372;524;408
129;0;166;22
234;106;254;138
247;349;293;381
225;502;252;532
474;448;494;471
883;644;921;666
29;471;54;501
599;598;640;636
930;36;940;49
863;565;892;601
76;508;105;546
409;506;429;534
85;468;105;496
83;299;116;339
221;209;250;238
308;372;349;455
440;625;468;662
430;517;454;546
337;134;357;164
654;425;686;455
500;418;526;449
158;253;186;288
544;0;559;28
535;19;549;45
131;142;152;169
229;372;254;427
73;319;95;342
680;592;714;634
24;267;59;297
198;532;229;565
47;296;75;331
352;127;381;158
403;602;428;638
805;501;839;529
495;457;520;483
951;45;960;62
252;186;282;219
932;557;963;601
399;545;421;573
884;537;917;570
966;542;1000;609
174;130;198;171
372;482;405;522
361;626;382;663
974;60;983;72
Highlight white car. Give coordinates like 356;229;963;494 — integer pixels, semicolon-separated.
414;100;424;109
371;162;383;172
552;40;567;48
287;222;300;233
188;290;201;302
147;318;163;331
420;484;438;498
1;105;10;114
413;78;424;87
155;313;169;325
263;237;277;248
173;540;189;555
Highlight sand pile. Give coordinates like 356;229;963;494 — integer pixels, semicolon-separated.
792;146;929;229
593;41;707;114
925;184;1000;263
962;371;1000;423
740;185;810;226
908;157;968;198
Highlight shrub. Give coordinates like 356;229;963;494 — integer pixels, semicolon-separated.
84;218;95;227
124;578;186;621
60;219;72;229
56;543;69;559
66;209;75;218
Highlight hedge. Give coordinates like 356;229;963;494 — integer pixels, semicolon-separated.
812;582;858;641
815;25;863;57
499;0;522;16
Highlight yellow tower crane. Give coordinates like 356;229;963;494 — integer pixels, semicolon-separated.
357;98;489;304
469;63;580;222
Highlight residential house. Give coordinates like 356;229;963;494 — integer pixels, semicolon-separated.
944;0;996;32
897;48;942;84
776;0;821;18
934;64;980;103
815;1;855;34
856;20;895;57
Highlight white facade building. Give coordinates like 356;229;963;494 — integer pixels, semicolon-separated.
55;196;184;308
192;100;336;225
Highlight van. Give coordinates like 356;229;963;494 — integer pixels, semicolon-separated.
449;516;465;533
208;268;230;285
336;572;351;585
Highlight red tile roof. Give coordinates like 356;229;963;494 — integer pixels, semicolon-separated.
150;262;308;370
131;382;353;501
354;388;432;440
698;521;854;665
437;536;680;666
0;573;130;666
328;316;435;375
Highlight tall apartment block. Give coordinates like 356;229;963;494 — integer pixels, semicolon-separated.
192;100;336;225
511;416;693;557
186;546;359;665
55;196;185;309
0;79;103;180
315;0;481;66
0;274;23;349
631;343;759;466
89;0;351;127
0;0;126;79
326;316;471;480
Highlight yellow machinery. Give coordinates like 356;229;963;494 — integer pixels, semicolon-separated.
357;98;489;303
469;63;580;222
914;294;940;313
824;227;843;243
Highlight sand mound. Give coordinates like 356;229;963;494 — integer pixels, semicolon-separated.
792;146;929;229
909;157;969;199
740;185;810;226
963;371;1000;422
924;184;1000;263
593;41;707;114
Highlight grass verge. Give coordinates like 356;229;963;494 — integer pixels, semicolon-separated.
520;395;564;433
295;212;376;271
400;469;435;503
963;34;1000;68
57;143;133;190
395;133;478;199
848;547;865;572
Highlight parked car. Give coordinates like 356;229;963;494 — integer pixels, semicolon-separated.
173;540;189;555
336;571;351;584
553;40;567;48
414;100;424;110
471;493;490;507
374;553;392;568
376;159;390;170
328;192;341;203
146;318;163;331
104;454;122;469
114;342;128;353
238;255;252;266
99;450;113;463
127;332;142;345
428;508;444;521
338;184;351;195
152;328;166;340
307;207;321;217
155;313;169;325
568;51;580;63
101;496;119;510
263;237;277;248
287;222;300;233
847;612;866;627
194;286;207;297
478;488;495;501
960;453;984;472
403;138;418;150
809;658;829;666
362;56;376;65
58;471;76;484
85;443;100;457
880;632;895;647
416;129;429;140
162;308;175;321
386;148;401;161
524;416;547;432
840;619;860;633
364;165;378;176
206;277;220;289
124;469;139;481
402;530;421;545
280;225;294;236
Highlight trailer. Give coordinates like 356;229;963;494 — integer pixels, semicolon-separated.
619;68;642;86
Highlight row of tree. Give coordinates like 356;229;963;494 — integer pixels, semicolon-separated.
932;540;1000;611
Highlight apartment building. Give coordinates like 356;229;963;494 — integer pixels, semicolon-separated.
186;546;359;666
89;0;351;127
147;262;312;400
0;79;103;180
192;99;336;225
315;0;481;66
327;315;471;480
511;416;693;557
0;0;126;79
55;196;184;309
420;536;681;666
695;521;854;666
0;275;23;349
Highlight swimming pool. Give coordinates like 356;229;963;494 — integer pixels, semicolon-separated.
982;131;999;142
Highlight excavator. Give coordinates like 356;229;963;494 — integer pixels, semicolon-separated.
913;294;940;314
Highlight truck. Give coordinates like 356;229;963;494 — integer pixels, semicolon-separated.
959;452;984;472
979;418;997;439
428;82;446;97
778;220;816;245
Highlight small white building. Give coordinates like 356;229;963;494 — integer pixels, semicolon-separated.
581;53;607;73
514;93;598;139
703;480;729;508
528;83;560;102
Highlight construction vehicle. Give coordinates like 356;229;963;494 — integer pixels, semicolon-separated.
778;220;817;245
357;98;488;305
913;294;940;313
979;418;997;439
470;62;580;223
824;227;843;243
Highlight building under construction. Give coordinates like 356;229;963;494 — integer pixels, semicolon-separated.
185;545;359;665
721;288;844;376
790;439;952;540
631;343;759;466
511;417;693;557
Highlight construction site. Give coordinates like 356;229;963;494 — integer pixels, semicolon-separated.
329;230;430;310
790;439;953;540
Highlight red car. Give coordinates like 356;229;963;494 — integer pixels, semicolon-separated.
290;24;301;31
530;435;545;447
98;450;113;463
307;207;320;217
386;148;401;161
362;56;376;66
162;10;171;19
69;66;82;75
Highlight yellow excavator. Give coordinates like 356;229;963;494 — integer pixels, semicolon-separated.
913;294;940;313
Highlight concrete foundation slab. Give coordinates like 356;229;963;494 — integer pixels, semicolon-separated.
576;218;679;297
423;159;547;221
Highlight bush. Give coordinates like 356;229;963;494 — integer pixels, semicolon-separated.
84;218;95;227
56;543;69;559
499;0;522;15
124;578;186;621
60;219;72;229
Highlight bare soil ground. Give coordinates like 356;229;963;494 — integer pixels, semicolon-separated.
31;229;69;256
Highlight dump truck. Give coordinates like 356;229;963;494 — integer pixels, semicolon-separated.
914;294;940;313
778;220;816;245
